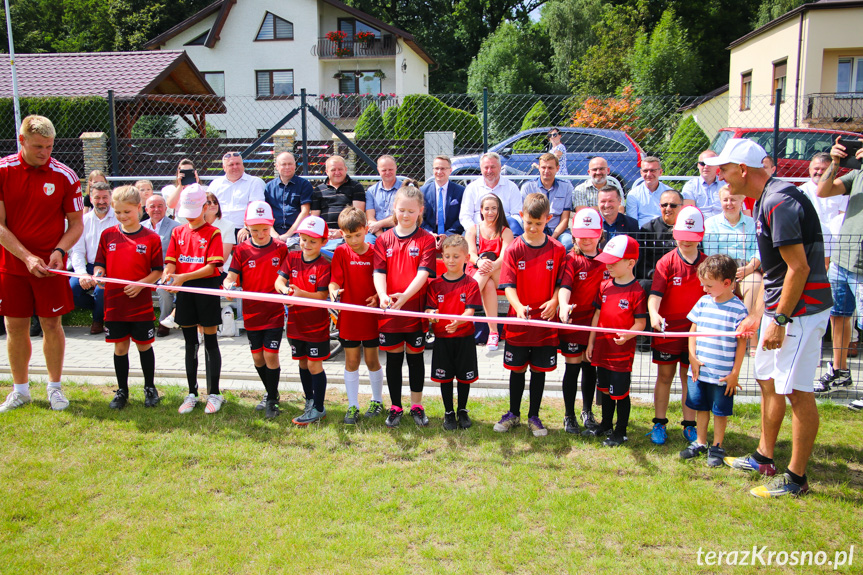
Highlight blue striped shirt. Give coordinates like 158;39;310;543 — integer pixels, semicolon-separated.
686;295;748;384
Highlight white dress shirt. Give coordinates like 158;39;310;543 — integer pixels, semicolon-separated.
459;177;522;231
207;172;266;231
70;207;119;273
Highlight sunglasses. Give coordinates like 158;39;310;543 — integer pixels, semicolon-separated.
660;203;680;209
206;200;218;205
223;152;242;159
548;133;560;137
697;161;707;167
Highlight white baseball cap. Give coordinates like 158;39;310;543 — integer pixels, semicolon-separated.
673;205;705;241
245;201;275;226
297;215;329;239
595;234;639;264
571;208;603;239
176;184;207;219
702;138;767;167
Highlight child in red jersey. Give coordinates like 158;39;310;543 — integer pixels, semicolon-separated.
373;180;436;428
426;235;483;430
162;184;225;415
494;193;566;437
275;216;332;425
94;185;163;410
328;207;383;425
646;205;708;446
585;234;647;447
465;193;515;350
558;208;606;434
224;201;288;419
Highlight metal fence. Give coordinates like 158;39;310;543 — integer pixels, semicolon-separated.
6;90;861;185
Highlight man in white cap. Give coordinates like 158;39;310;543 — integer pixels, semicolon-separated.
705;138;832;498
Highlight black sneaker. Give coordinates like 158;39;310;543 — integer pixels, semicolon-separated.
343;405;361;425
29;316;42;337
581;425;611;438
410;405;429;427
581;410;598;431
679;442;708;460
265;400;280;419
365;400;384;417
707;445;726;468
109;389;129;410
443;411;458;430
833;368;853;389
602;432;628;447
385;407;403;428
143;387;161;408
255;394;268;411
563;415;581;434
814;364;838;394
457;408;472;429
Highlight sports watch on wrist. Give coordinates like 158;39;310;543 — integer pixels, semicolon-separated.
772;313;792;327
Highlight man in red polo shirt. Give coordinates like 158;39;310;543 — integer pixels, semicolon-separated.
0;115;84;413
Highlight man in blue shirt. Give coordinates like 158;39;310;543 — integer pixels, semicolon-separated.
365;155;402;243
263;152;315;240
626;156;672;227
521;152;573;250
597;185;638;247
682;150;723;219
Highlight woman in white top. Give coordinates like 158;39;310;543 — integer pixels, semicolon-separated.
204;192;235;266
548;128;567;175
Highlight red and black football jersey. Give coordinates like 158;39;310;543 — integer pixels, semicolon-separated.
560;251;606;345
278;251;331;342
592;278;648;372
95;225;162;322
165;222;223;276
373;226;436;333
426;273;482;338
499;235;566;347
330;242;379;341
229;239;288;330
650;249;707;355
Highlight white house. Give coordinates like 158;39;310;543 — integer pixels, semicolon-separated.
145;0;434;138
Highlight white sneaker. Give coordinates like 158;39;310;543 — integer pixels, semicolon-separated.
205;394;226;414
487;332;500;351
849;398;863;412
178;394;198;414
47;387;69;411
0;391;31;413
160;316;179;329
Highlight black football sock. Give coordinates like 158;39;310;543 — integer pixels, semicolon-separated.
457;382;470;411
527;371;546;418
581;362;597;412
562;363;581;417
615;396;631;437
139;347;156;389
255;365;267;386
509;371;526;417
406;352;424;394
299;368;313;400
266;367;281;402
386;351;404;408
114;354;129;392
600;394;615;431
311;371;327;412
203;332;221;395
440;379;454;413
182;327;199;395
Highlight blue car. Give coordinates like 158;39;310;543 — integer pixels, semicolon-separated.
450;127;645;190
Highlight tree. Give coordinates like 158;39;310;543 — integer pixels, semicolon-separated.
382;105;399;137
354;103;387;142
751;0;807;28
569;86;652;144
539;0;602;87
664;116;710;176
625;9;700;97
513;100;551;152
131;115;179;139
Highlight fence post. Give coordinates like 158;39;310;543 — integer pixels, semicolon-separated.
482;87;489;153
107;90;119;176
79;132;109;180
273;129;297;161
772;88;781;166
301;89;309;175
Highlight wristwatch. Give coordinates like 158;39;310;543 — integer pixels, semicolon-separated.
773;313;793;327
52;247;66;257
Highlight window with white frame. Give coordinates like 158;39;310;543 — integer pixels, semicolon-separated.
837;57;863;95
203;72;225;97
256;70;294;98
256;12;294;41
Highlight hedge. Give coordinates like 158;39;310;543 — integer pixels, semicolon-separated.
513;100;552;152
664;115;710;176
392;94;481;147
355;103;387;142
0;97;110;139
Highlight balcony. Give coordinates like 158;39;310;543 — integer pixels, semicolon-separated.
313;35;400;59
317;93;399;120
804;93;863;130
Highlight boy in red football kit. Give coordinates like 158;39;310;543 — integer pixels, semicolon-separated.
328;207;384;425
224;201;288;419
0;115;84;413
426;235;483;430
494;193;566;437
94;185;163;410
646;205;708;445
373;181;436;428
558;208;606;434
275;216;332;425
585;234;647;446
162;184;225;415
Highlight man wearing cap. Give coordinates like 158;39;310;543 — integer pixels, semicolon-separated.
682;150;723;219
264;152;315;240
573;157;624;212
707;138;832;498
207;151;266;243
143;194;181;337
626;156;673;227
817;136;863;412
0;114;85;413
365;155;402;243
312;155;366;249
597;185;638;246
69;181;118;335
521;152;574;250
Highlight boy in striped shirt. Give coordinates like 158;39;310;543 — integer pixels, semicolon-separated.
680;254;748;467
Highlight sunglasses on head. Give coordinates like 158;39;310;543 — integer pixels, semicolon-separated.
660;203;680;209
223;152;242;159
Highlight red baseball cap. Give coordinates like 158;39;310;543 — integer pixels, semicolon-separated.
571;208;603;239
673;206;705;241
297;215;329;239
595;234;639;264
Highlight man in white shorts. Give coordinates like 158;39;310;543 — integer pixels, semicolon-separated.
706;139;832;498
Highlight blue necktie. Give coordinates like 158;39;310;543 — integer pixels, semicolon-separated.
437;186;446;234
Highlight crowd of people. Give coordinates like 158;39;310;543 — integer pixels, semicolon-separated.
2;116;863;501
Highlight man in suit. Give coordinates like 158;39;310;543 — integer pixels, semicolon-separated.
142;194;181;337
422;155;465;249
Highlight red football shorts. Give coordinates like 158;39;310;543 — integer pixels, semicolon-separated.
0;272;73;318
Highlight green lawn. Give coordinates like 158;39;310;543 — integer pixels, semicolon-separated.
0;382;860;574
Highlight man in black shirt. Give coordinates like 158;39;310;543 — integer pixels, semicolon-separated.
313;155;366;249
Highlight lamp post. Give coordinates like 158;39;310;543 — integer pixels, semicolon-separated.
4;0;22;148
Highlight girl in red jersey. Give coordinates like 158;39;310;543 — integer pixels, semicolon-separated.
465;193;515;351
373;180;436;428
558;208;607;434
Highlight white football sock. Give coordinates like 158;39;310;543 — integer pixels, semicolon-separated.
368;368;384;403
13;383;30;396
344;369;360;408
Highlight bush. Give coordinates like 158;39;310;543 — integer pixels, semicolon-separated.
182;122;223;138
513;100;552;152
354;103;387;142
393;94;481;147
131;115;179;138
664;115;709;176
0;97;111;139
382;104;399;137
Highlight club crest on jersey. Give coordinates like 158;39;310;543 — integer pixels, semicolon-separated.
618;298;630;310
684;217;695;229
579;271;588;280
43;183;55;196
198;238;208;249
465;371;475;380
136;244;146;254
108;243;116;252
437;294;445;303
409;246;420;257
291;270;298;277
672;277;682;286
459;293;466;303
266;341;278;349
504;350;513;362
546;259;554;271
309;274;317;285
248;260;256;268
756;220;763;236
602;294;607;303
518;261;526;270
271;257;279;267
386;248;393;257
309;348;319;357
435;368;447;378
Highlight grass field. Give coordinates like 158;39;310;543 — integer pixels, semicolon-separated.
0;382;860;574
